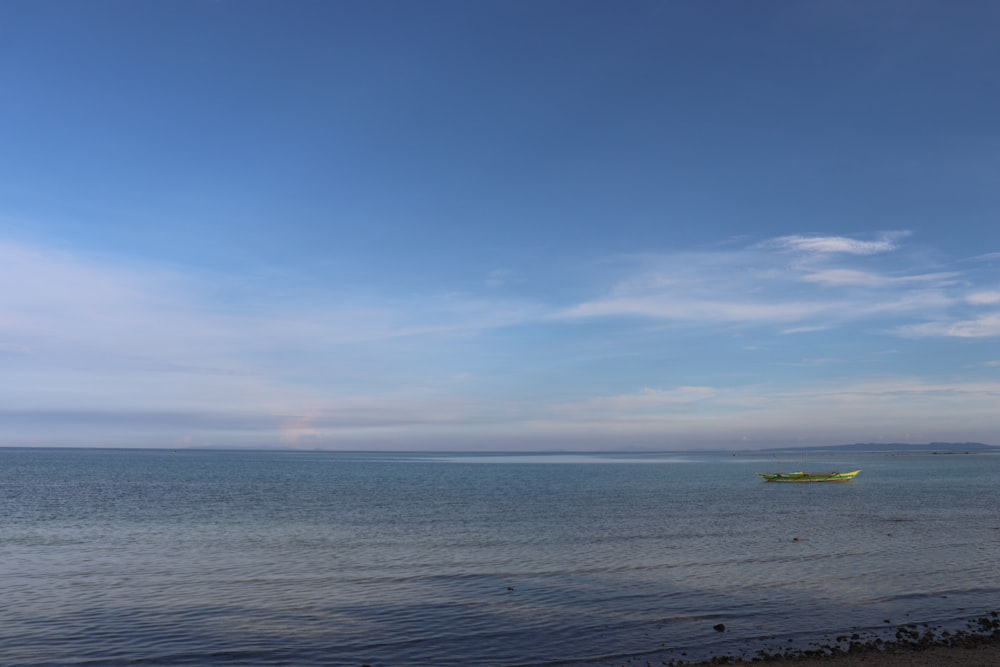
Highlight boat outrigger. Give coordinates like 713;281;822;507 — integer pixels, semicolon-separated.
757;470;861;483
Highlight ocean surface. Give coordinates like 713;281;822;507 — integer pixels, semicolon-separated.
1;447;998;667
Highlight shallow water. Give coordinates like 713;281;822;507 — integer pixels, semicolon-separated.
1;448;998;666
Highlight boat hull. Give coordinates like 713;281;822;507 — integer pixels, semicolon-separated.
757;469;860;483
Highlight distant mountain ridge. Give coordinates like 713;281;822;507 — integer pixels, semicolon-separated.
765;442;998;452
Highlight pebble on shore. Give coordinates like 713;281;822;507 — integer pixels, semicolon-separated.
672;612;1000;667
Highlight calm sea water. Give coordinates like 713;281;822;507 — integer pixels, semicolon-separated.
1;448;998;666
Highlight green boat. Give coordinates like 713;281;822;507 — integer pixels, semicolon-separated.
757;469;860;483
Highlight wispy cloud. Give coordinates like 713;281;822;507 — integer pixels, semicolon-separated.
553;387;717;415
0;238;542;446
801;268;958;288
966;291;1000;305
516;378;1000;447
780;357;845;367
949;316;1000;338
765;231;910;255
560;296;831;323
2;233;998;449
557;232;999;339
485;268;514;288
781;325;830;334
897;313;1000;338
0;240;538;357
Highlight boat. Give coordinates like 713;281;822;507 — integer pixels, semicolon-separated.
757;469;860;483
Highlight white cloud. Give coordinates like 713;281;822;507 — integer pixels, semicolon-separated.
854;289;954;316
966;291;1000;305
0;238;542;445
3;233;998;449
0;240;538;357
781;325;830;334
942;313;1000;338
897;313;1000;338
802;269;958;288
767;231;909;256
560;296;830;323
557;232;970;332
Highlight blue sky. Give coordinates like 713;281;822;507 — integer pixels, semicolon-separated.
1;1;998;450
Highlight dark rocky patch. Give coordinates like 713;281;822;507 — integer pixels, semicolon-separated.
654;611;1000;666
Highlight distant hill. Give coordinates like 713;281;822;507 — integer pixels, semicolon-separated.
765;442;999;452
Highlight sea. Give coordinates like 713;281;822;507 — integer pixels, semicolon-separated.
1;447;998;667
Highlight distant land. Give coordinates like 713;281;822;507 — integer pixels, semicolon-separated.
764;442;999;452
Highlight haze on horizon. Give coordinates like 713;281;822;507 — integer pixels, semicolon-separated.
1;1;998;451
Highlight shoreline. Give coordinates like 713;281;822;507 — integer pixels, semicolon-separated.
685;639;1000;666
602;612;1000;667
677;612;1000;666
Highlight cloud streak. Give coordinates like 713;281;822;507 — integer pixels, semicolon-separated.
766;231;910;255
560;296;832;323
1;232;998;449
801;269;958;288
558;232;998;339
0;238;543;447
897;313;1000;338
553;387;717;415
